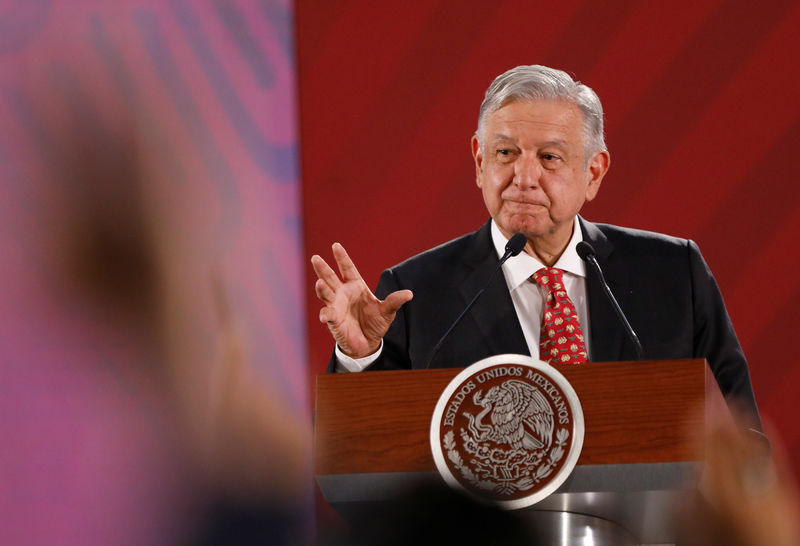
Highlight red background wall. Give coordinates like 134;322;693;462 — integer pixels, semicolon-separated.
297;0;800;473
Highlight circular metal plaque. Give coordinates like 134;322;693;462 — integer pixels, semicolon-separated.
430;354;584;509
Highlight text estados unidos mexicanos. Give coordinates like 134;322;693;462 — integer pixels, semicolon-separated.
442;366;570;427
443;379;476;427
528;370;570;425
443;366;525;426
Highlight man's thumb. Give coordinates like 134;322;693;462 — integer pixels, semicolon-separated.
381;289;413;314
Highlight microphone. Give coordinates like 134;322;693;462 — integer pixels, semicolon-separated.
424;233;527;369
576;241;644;360
503;232;528;259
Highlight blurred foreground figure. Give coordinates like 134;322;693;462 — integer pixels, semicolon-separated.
2;89;310;546
676;406;800;546
1;4;309;544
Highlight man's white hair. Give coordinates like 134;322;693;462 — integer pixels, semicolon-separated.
476;65;607;162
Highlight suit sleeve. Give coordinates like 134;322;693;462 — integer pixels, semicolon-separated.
689;240;761;429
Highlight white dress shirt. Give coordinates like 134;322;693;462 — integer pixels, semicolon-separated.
335;218;591;372
491;219;591;360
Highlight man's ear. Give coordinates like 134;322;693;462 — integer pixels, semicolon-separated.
471;135;484;187
585;150;610;202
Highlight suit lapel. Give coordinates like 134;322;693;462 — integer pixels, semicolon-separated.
458;222;530;358
579;217;632;361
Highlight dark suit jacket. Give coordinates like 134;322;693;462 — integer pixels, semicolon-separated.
329;218;760;425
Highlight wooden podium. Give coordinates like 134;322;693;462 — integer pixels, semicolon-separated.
315;359;723;543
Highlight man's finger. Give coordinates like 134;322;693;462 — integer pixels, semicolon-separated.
380;289;414;315
311;254;342;289
332;243;364;282
315;278;336;304
319;306;335;324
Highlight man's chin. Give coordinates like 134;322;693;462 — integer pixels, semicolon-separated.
496;216;554;239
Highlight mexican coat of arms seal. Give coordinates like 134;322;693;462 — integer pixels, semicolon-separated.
430;354;584;509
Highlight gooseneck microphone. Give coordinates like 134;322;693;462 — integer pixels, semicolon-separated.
576;241;644;360
424;233;527;369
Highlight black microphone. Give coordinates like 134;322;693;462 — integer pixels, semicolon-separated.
576;241;644;360
424;233;527;369
503;233;528;260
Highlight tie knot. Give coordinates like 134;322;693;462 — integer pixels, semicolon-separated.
532;267;565;289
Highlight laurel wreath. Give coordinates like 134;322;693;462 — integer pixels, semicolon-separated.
444;427;570;495
533;428;569;482
445;431;494;490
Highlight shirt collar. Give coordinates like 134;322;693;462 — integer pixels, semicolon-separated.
490;218;587;291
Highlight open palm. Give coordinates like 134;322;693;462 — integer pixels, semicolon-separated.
311;243;412;358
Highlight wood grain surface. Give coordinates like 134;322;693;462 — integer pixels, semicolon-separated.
315;359;713;475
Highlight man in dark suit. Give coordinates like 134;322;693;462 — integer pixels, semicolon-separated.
310;65;759;426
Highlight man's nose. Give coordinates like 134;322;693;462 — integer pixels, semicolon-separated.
513;155;542;188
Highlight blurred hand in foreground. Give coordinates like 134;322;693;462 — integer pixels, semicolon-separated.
677;404;800;546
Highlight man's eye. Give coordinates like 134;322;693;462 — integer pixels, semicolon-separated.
541;153;560;161
497;149;512;155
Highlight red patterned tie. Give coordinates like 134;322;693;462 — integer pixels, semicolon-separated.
532;267;588;365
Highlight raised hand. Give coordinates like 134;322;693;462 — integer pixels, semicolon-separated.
311;243;413;359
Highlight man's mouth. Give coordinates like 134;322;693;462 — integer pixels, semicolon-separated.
504;198;547;207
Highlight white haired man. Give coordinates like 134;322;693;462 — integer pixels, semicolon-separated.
311;65;760;427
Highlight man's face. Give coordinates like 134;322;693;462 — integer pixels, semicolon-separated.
472;100;609;245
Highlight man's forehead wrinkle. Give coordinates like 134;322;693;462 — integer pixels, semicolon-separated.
492;117;574;129
489;102;582;129
490;133;515;143
487;120;577;145
539;139;569;148
488;132;569;148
